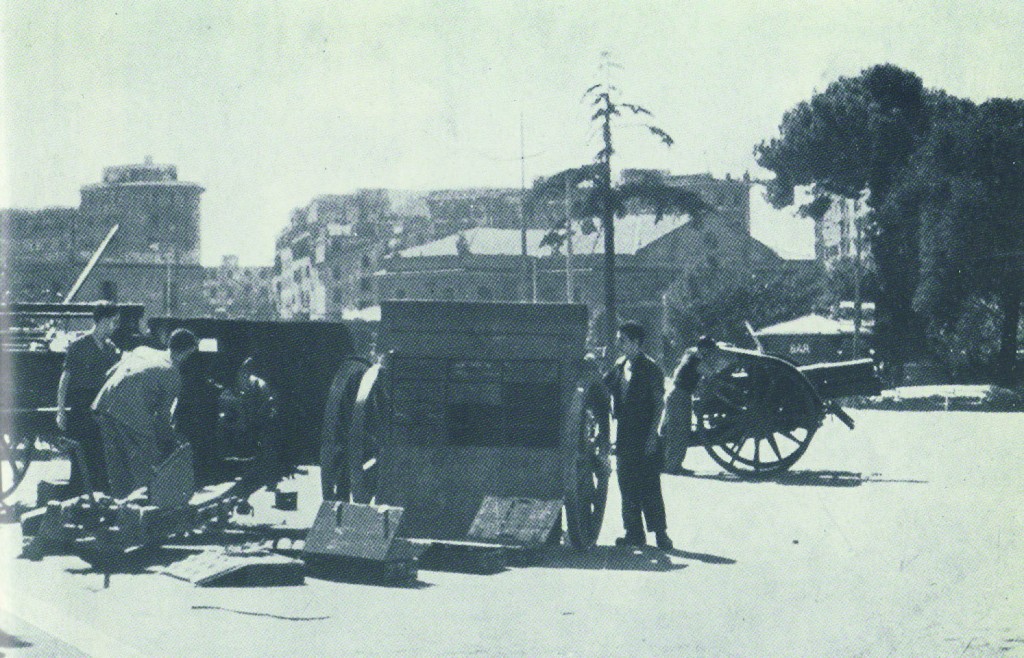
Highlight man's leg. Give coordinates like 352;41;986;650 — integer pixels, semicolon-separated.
98;414;162;497
97;414;133;498
640;454;673;549
640;456;668;533
661;391;691;474
616;455;646;544
77;416;108;494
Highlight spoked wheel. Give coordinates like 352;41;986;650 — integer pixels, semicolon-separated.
696;356;824;479
563;380;610;550
320;358;371;500
1;433;35;503
347;364;384;505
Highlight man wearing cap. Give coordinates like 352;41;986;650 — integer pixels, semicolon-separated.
92;328;198;499
56;301;121;494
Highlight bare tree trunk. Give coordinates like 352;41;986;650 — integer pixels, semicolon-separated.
603;193;616;350
600;98;617;352
996;279;1021;387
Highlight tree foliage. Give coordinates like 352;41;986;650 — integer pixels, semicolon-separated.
907;98;1024;383
669;263;830;353
527;64;709;347
757;64;1024;384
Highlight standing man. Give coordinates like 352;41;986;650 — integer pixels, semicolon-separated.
92;328;198;499
604;322;673;550
56;301;121;494
661;335;718;475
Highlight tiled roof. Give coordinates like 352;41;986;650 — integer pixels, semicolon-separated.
397;214;692;258
756;314;872;336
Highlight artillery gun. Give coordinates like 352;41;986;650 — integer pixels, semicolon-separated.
319;301;611;550
675;343;882;479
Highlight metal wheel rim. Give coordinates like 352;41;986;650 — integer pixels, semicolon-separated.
319;358;371;500
348;364;382;505
1;433;35;501
563;381;610;550
698;359;822;478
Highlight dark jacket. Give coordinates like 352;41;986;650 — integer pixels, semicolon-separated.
604;353;665;456
672;347;701;392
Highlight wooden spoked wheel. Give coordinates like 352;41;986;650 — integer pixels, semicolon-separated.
347;364;384;505
0;432;34;503
319;358;371;500
696;356;824;479
563;380;610;550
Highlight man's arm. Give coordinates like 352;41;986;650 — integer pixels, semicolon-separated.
673;349;700;392
56;369;70;432
645;362;666;455
148;372;184;453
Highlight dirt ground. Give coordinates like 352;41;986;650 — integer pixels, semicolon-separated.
2;410;1023;657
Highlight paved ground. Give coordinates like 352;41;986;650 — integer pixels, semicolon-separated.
2;410;1023;657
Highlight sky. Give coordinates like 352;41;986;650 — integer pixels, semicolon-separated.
3;1;1024;266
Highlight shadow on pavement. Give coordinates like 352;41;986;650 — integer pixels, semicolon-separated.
0;628;32;649
684;470;928;487
305;561;432;589
66;546;202;576
514;545;707;572
664;548;737;564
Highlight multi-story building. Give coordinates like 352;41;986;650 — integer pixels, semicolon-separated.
620;169;753;234
2;158;208;317
203;255;276;319
79;157;204;264
273;188;526;320
814;193;872;269
273;193;412;320
272;171;820;327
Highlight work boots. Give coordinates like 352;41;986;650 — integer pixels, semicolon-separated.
614;534;647;547
615;531;674;550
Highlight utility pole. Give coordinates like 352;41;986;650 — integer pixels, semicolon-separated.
852;200;864;358
564;175;575;303
519;111;531;302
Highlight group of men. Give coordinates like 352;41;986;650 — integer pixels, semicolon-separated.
55;302;198;501
604;322;724;551
54;301;718;550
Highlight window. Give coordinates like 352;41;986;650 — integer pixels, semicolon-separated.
362;254;372;268
293;270;302;283
360;278;371;292
100;281;117;301
333;289;344;304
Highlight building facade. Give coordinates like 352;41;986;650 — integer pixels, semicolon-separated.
2;158;208;317
273;187;528;320
374;211;790;354
203;255;276;319
814;193;873;269
271;171;820;334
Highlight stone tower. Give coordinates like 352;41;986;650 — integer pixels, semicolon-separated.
78;156;204;264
